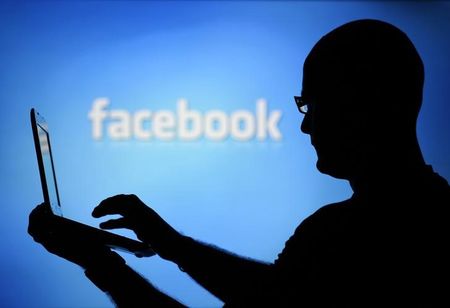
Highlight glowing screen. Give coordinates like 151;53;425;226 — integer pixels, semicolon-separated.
36;120;62;216
0;1;449;307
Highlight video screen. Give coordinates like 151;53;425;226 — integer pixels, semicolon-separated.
1;1;449;307
37;122;62;216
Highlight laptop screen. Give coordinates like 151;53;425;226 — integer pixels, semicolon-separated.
32;110;62;216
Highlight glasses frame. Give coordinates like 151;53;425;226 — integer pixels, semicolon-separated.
294;96;309;114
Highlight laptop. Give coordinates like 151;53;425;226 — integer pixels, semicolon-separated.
30;108;155;257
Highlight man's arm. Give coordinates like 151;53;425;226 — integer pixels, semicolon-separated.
28;203;185;307
166;235;277;305
93;195;281;305
84;258;184;307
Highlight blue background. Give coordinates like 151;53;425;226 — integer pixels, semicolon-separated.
1;1;449;307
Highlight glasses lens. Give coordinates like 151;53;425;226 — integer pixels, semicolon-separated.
294;96;308;114
299;104;308;114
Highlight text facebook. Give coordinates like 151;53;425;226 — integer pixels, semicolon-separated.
88;98;282;141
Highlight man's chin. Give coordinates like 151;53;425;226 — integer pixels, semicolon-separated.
316;159;350;180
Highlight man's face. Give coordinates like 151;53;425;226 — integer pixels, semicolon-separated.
300;66;368;180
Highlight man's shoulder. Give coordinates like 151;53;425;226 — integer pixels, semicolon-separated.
427;169;450;196
279;198;358;248
275;199;355;266
302;198;356;226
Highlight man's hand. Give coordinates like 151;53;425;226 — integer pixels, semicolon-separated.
28;203;125;270
92;194;182;260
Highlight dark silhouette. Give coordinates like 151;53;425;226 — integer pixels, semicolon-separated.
29;19;449;307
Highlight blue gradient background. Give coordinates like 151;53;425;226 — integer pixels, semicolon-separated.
1;1;449;307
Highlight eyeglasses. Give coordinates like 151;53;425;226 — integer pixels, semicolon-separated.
294;96;309;114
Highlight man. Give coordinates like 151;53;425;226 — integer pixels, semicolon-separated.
29;19;449;307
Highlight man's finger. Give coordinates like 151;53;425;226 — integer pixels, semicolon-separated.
99;218;130;230
92;194;138;218
28;203;53;237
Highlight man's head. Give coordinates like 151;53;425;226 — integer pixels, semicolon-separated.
300;19;425;179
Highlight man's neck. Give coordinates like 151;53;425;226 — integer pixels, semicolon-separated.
349;150;428;198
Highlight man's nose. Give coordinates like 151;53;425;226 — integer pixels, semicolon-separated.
301;113;311;135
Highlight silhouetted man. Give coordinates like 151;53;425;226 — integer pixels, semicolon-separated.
29;19;449;307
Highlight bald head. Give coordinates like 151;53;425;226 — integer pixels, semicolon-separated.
301;19;426;179
304;19;424;123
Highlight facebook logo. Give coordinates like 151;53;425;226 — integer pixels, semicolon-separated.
88;98;283;142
